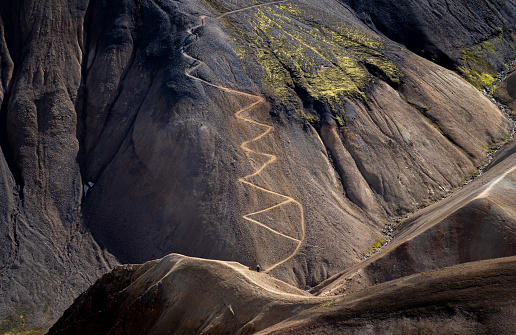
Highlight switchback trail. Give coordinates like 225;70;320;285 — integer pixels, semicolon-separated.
182;1;305;273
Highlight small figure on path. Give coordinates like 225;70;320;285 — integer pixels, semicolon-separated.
256;265;261;272
202;18;205;25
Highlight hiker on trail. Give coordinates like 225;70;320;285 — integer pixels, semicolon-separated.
202;18;205;25
256;265;261;272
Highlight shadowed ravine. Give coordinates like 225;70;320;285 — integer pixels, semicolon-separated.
183;1;305;273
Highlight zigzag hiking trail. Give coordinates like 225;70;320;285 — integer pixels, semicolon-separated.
182;0;305;273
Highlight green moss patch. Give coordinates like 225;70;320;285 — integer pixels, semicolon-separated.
457;30;506;89
205;0;403;114
1;313;47;335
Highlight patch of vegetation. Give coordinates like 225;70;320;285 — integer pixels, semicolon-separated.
315;297;344;309
484;133;511;153
458;65;496;89
295;108;319;125
364;237;386;257
209;0;403;113
0;312;47;335
399;93;430;113
202;0;227;14
457;32;505;89
400;94;444;134
489;84;498;95
4;328;48;335
334;115;344;127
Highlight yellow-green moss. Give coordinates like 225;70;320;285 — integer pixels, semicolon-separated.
4;329;48;335
295;108;319;124
365;237;386;256
1;313;47;335
335;115;344;127
457;35;503;89
458;66;496;88
489;84;498;95
205;0;403;111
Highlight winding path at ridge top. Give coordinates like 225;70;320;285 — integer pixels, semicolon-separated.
182;0;305;273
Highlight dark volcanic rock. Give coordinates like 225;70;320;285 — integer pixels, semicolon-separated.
346;0;516;77
0;0;515;332
0;0;114;332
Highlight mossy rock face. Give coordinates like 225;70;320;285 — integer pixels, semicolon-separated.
0;310;48;335
205;0;403;119
347;0;516;74
457;31;507;89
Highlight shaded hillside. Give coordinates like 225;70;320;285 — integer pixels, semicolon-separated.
311;140;516;297
48;254;516;334
48;254;326;335
0;0;515;332
259;256;516;334
346;0;516;88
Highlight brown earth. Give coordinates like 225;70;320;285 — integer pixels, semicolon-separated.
259;256;516;334
50;129;516;334
310;139;516;297
48;254;516;334
47;254;328;335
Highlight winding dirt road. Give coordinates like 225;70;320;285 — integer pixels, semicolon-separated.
182;1;305;272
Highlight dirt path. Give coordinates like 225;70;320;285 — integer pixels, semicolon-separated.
182;1;305;272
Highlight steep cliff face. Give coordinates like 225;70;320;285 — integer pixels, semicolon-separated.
0;0;515;332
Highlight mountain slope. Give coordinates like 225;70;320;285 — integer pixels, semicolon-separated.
311;138;516;297
0;0;515;332
48;254;327;335
48;254;516;334
259;256;516;334
80;0;512;288
347;0;516;83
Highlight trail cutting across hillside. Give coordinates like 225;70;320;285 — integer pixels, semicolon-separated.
182;1;304;272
